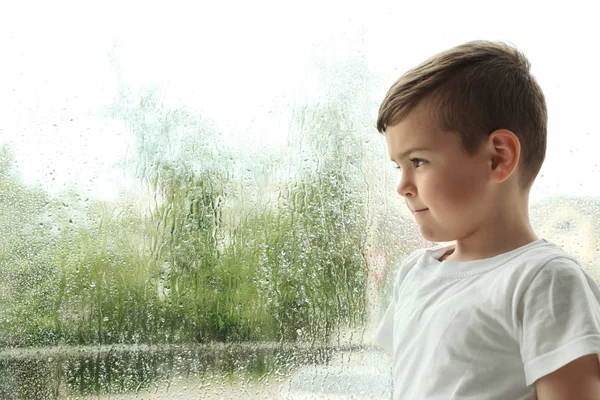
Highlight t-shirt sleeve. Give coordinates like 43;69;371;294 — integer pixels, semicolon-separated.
375;291;395;354
374;249;425;354
519;257;600;386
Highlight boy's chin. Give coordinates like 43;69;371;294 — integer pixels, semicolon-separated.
419;228;454;243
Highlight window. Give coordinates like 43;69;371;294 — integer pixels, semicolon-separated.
1;2;599;399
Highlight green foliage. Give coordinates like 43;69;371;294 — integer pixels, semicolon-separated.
51;207;158;345
0;146;60;347
1;53;374;348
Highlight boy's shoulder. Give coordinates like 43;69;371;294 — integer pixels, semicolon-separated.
420;239;578;266
405;239;583;278
391;239;587;288
503;238;579;263
516;240;592;289
509;239;581;272
390;242;453;285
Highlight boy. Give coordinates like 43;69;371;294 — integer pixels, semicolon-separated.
375;41;600;399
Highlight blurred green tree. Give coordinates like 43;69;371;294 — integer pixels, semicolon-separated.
0;146;58;346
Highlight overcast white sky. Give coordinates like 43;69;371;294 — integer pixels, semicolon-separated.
0;0;599;202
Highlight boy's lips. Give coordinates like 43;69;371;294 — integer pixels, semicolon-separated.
407;203;428;214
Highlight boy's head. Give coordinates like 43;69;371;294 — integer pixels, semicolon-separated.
378;41;547;242
378;40;547;189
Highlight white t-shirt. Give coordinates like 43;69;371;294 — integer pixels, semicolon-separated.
375;239;600;400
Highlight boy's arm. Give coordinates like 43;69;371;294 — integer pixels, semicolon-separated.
536;354;600;399
519;258;600;388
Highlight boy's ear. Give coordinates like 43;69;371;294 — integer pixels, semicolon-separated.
487;129;521;183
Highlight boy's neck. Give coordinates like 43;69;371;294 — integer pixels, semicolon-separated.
443;195;538;262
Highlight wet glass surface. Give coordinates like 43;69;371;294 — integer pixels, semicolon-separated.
0;1;599;398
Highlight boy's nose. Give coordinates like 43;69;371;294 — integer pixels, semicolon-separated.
397;178;416;198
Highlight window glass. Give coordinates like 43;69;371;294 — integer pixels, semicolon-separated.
0;1;598;398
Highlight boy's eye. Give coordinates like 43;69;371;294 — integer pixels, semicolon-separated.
392;158;427;171
410;158;427;167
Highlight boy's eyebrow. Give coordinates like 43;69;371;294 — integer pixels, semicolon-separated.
390;147;433;161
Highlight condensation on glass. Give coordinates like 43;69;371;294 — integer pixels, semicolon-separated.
1;3;599;399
